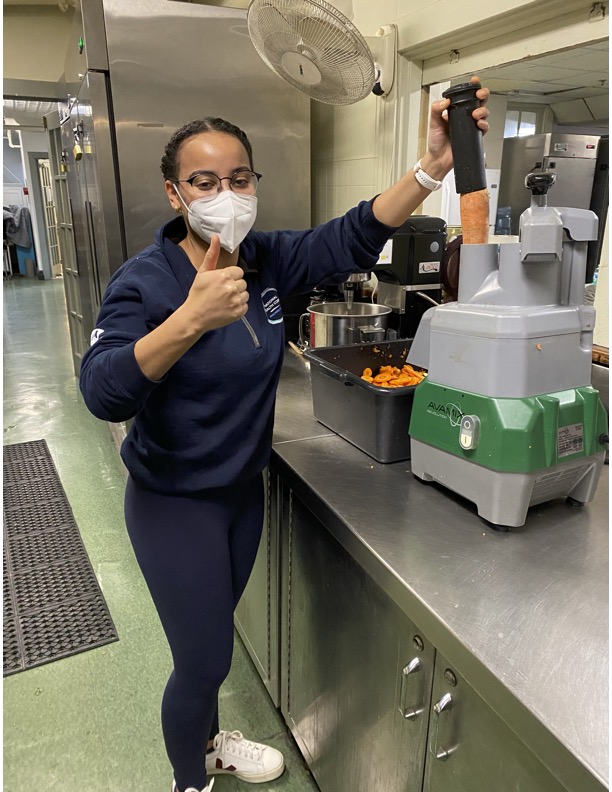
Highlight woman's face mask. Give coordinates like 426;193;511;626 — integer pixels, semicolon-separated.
174;186;257;253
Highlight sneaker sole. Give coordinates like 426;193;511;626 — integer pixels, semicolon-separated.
207;759;285;783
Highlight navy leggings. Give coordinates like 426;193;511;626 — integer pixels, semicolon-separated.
124;473;264;791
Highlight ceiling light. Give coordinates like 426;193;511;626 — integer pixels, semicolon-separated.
3;118;19;126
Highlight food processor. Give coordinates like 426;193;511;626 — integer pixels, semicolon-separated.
407;83;608;528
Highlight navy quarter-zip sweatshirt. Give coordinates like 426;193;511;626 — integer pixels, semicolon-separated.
79;199;396;494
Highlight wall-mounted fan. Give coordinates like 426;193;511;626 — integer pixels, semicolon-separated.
247;0;396;106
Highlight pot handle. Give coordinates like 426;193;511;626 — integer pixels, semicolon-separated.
358;324;386;343
298;312;310;348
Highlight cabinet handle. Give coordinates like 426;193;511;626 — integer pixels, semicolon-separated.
431;692;454;760
399;657;421;720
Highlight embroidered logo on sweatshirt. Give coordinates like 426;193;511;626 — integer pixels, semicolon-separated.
90;328;104;345
261;287;283;324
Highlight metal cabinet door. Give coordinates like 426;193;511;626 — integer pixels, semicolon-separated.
282;489;435;792
45;109;86;376
77;71;125;285
61;72;125;343
234;468;280;706
62;94;98;344
424;655;570;792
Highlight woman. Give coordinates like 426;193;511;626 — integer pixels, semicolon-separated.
79;78;489;792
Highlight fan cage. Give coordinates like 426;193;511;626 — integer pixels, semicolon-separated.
247;0;376;106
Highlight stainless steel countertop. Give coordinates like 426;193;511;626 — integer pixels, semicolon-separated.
272;348;609;792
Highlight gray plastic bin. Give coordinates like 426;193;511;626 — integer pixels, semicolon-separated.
304;339;422;463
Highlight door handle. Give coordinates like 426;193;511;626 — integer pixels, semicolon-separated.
84;200;102;309
431;692;455;760
399;657;421;720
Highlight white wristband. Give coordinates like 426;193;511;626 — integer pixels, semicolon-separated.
413;160;443;192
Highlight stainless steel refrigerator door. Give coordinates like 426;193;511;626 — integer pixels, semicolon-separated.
61;72;125;339
498;134;600;234
80;71;126;281
99;0;310;259
62;92;98;343
544;155;598;211
46;109;87;375
497;135;548;235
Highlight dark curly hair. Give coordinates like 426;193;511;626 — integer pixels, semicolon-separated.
160;117;254;182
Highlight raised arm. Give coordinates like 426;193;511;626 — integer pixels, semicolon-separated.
371;76;489;227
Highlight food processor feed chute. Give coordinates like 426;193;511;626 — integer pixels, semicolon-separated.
442;82;489;244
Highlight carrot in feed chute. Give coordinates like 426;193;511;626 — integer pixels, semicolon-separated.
459;189;489;244
442;81;489;245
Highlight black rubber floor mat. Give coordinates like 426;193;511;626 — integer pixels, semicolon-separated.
3;439;118;676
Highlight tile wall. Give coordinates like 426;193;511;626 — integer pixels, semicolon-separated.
312;156;378;224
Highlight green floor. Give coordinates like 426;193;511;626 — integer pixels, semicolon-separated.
3;277;318;792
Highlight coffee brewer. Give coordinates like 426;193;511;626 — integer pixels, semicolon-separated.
373;215;447;339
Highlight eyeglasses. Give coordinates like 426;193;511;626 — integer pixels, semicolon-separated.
175;169;262;195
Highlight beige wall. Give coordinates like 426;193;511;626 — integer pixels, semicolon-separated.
3;6;74;84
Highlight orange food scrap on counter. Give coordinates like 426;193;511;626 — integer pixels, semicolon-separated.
361;364;427;388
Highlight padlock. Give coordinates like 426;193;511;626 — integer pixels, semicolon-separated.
73;143;83;161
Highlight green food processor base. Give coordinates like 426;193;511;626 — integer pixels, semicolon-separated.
408;381;608;529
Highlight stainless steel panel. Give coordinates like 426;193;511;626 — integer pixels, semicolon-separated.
498;135;547;235
591;363;608;413
81;0;108;72
62;92;98;341
100;0;310;259
64;0;108;81
281;489;436;792
4;79;66;100
273;350;335;445
546;133;600;159
267;469;281;705
498;134;600;235
424;656;568;792
544;156;597;211
234;468;281;706
46;110;86;375
63;3;87;92
85;71;126;277
62;71;125;336
270;356;608;792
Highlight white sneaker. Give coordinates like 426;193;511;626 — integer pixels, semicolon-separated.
171;778;214;792
206;730;285;783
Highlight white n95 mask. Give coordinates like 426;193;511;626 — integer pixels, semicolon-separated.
174;187;257;253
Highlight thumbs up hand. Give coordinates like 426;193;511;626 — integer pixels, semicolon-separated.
183;235;249;334
198;233;222;273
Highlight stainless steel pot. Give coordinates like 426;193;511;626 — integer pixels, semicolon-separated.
298;302;391;348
